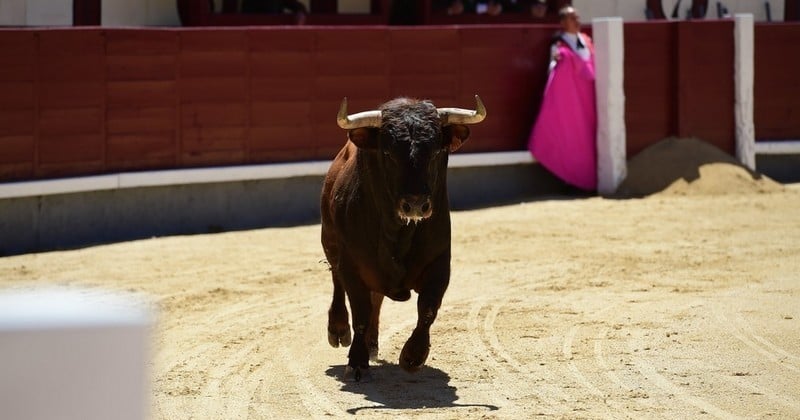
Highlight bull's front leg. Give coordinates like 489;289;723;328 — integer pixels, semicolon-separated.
366;292;384;361
400;251;450;372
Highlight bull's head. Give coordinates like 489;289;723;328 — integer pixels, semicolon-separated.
337;96;486;224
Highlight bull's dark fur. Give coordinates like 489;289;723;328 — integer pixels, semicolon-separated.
321;97;471;380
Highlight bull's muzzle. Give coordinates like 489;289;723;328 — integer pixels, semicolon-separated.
397;195;433;224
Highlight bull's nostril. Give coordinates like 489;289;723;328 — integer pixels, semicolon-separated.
421;201;430;213
402;202;412;214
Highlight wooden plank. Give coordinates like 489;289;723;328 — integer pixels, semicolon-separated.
106;55;177;82
38;107;103;135
38;30;104;55
313;28;389;52
0;82;34;108
249;125;314;152
676;21;734;154
754;24;800;140
106;30;179;55
179;77;247;103
181;126;247;152
390;27;459;50
0;109;34;136
39;55;104;82
106;133;176;162
179;51;247;78
0;32;37;56
624;22;677;157
180;30;248;52
107;107;177;134
0;135;34;163
0;161;33;181
248;29;315;52
250;52;314;78
389;50;459;76
250;101;312;126
250;77;314;101
180;102;248;127
390;75;458;101
37;134;104;164
39;82;104;108
313;75;390;101
313;50;388;77
179;149;246;167
0;56;35;82
107;81;176;107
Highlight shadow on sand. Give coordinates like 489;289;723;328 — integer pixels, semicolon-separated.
325;360;499;415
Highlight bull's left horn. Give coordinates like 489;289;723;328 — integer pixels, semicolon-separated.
337;97;382;129
438;95;487;125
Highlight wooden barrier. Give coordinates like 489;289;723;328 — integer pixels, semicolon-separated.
0;21;798;183
0;25;556;182
754;23;800;140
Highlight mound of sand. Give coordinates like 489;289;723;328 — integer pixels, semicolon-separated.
614;137;784;197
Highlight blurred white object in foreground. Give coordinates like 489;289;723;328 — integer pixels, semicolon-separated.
0;288;153;420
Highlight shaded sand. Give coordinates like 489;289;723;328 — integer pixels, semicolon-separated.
1;152;799;418
616;137;784;197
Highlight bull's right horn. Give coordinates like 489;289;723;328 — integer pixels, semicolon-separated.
437;95;487;125
336;97;382;129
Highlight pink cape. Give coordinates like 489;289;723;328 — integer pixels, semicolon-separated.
528;39;597;190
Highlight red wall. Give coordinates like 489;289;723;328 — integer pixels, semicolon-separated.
624;20;736;158
0;22;798;183
0;26;555;182
755;23;800;140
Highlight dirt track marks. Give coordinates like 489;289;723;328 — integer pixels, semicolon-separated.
4;191;800;419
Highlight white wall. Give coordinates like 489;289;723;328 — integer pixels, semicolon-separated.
572;0;784;22
338;0;370;13
0;0;786;29
0;0;72;26
708;0;783;21
102;0;180;26
0;0;26;25
573;0;651;22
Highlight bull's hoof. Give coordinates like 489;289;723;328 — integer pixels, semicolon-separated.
327;328;352;348
399;353;427;373
399;333;430;373
344;365;373;382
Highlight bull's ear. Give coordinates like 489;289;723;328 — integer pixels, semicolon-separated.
445;124;471;153
348;128;378;149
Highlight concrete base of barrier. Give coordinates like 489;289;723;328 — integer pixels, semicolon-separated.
0;289;152;420
756;154;800;184
0;161;574;256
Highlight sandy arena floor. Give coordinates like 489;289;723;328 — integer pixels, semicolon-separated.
1;179;799;419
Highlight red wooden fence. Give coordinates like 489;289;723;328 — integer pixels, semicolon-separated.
754;23;800;140
0;22;798;183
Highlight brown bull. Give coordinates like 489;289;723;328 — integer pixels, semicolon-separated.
321;96;486;381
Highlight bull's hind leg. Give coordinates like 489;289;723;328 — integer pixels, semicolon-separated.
327;274;351;348
328;258;352;347
366;292;384;361
400;252;450;373
344;281;373;381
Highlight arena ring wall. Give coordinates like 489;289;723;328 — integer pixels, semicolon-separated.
0;21;798;254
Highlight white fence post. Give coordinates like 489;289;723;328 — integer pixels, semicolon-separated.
0;289;152;420
734;14;756;170
593;17;627;195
